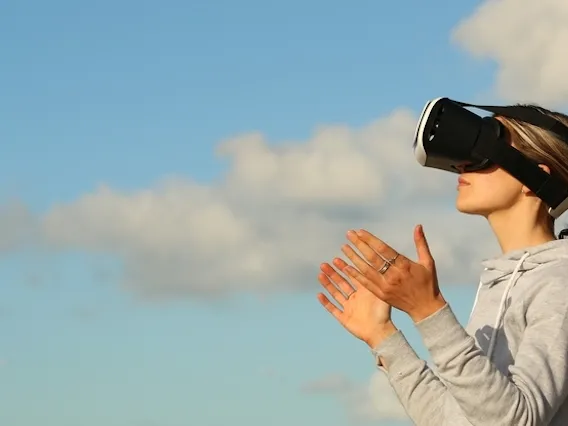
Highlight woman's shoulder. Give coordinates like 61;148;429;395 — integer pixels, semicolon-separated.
526;255;568;284
515;259;568;311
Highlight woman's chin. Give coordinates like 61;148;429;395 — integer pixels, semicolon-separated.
455;198;484;215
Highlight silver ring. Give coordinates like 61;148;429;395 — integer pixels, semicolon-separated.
377;261;391;274
345;289;356;299
377;252;399;275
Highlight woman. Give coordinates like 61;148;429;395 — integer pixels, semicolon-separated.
317;106;568;425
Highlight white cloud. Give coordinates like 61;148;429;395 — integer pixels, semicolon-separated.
302;372;410;424
34;107;498;300
0;201;38;252
452;0;568;107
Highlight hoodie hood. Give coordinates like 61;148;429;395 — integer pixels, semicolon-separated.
468;238;568;361
480;239;568;287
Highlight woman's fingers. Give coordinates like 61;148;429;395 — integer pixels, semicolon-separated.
342;263;384;300
333;258;369;290
353;230;400;262
317;272;345;305
340;243;384;283
320;262;355;298
317;292;343;321
345;230;392;270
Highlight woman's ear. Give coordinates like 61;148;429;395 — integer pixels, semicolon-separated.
522;164;551;195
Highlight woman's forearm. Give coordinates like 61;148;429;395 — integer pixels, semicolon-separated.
371;329;450;426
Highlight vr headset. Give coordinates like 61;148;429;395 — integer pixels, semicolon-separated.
413;97;568;218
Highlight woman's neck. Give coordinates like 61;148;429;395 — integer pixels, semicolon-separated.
487;205;556;254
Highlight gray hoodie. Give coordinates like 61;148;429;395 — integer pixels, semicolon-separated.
372;239;568;425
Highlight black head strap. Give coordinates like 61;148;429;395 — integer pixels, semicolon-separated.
454;101;568;143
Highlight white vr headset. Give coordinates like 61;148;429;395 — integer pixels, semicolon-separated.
413;97;568;219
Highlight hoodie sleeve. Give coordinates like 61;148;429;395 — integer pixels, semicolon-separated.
414;280;568;426
372;329;449;425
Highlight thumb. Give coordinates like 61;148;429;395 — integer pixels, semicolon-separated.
414;224;434;268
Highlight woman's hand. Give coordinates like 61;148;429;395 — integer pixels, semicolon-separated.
317;258;397;348
340;225;447;323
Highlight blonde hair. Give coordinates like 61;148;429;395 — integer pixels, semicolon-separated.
497;106;568;231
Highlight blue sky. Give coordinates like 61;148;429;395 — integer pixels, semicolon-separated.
0;0;554;425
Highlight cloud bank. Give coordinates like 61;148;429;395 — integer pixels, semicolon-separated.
3;0;568;302
36;109;495;299
452;0;568;107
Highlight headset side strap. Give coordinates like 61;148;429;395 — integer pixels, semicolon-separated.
453;101;568;142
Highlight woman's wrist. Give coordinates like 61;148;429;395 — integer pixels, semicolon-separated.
364;321;398;349
408;296;447;323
